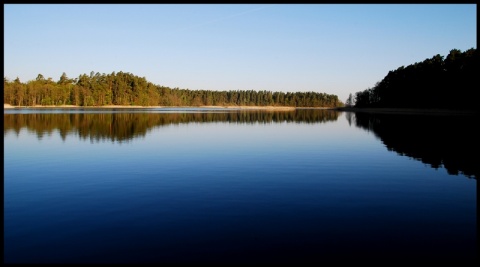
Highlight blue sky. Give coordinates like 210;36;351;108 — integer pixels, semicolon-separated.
4;4;476;103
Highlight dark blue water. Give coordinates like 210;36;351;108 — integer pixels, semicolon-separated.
4;109;477;263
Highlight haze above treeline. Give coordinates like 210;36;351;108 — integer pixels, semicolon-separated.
4;48;478;110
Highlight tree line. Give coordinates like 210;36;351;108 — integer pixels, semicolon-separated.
3;71;343;108
350;48;479;110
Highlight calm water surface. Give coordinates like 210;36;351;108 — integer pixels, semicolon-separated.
4;108;478;263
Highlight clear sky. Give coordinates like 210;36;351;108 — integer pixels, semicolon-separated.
4;4;477;103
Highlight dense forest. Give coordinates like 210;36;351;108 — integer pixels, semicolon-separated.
3;72;343;108
350;48;479;110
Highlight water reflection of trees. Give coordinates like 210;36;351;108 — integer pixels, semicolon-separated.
4;109;339;143
351;112;479;179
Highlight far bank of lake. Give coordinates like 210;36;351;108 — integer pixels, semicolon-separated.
4;103;300;111
335;106;479;115
6;104;479;116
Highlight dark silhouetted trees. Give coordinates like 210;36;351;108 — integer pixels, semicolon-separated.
352;48;479;110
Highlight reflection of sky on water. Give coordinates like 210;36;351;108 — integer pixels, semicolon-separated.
4;110;476;263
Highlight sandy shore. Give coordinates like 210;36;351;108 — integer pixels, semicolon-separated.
9;104;475;114
4;103;299;111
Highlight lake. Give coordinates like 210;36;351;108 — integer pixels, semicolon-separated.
4;108;478;263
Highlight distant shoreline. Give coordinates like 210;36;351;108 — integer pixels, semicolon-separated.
5;104;478;115
334;106;479;115
3;104;303;111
